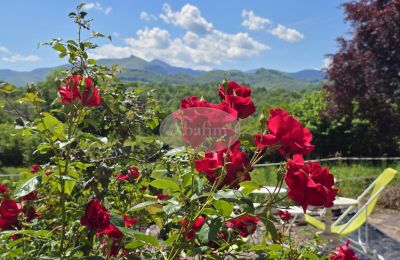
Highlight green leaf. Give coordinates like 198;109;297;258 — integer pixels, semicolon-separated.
124;240;144;249
213;189;242;201
53;43;66;53
213;200;233;217
17;93;45;104
0;83;16;94
14;175;41;198
267;244;283;251
149;179;180;192
197;223;210;243
132;232;158;247
109;213;125;228
265;220;279;242
146;205;164;215
36;113;65;140
302;252;319;260
239;181;261;195
64;179;76;195
127;201;157;212
78;257;105;260
197;218;221;243
87;59;96;65
249;245;268;251
202;207;219;215
162;203;181;215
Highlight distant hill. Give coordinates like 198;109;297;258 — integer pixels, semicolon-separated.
0;55;324;89
289;69;326;82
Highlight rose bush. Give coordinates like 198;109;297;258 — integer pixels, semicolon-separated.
0;4;356;260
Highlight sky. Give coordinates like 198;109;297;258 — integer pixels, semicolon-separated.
0;0;350;72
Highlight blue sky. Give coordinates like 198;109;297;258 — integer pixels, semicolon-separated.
0;0;349;72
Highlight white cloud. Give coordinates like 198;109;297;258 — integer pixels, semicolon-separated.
269;24;304;42
104;7;112;15
322;57;332;69
82;2;112;15
160;3;213;34
140;11;157;21
90;26;269;70
2;54;41;63
241;10;271;30
0;45;9;54
113;32;120;38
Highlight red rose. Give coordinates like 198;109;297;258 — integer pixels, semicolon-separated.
123;213;138;228
115;172;129;181
218;81;255;119
179;96;209;109
285;155;338;212
22;206;40;222
81;77;101;107
195;141;252;188
176;97;238;148
226;216;259;237
30;164;41;174
330;240;359;260
0;184;8;194
254;109;314;156
22;191;37;201
97;223;123;240
128;166;140;179
58;75;101;107
0;198;21;231
181;216;206;240
58;75;82;103
278;210;292;222
80;199;110;232
156;194;170;200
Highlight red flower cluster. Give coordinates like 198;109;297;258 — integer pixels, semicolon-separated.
226;216;259;237
330;240;359;260
0;198;21;231
81;199;123;256
177;96;238;147
180;216;206;240
278;210;292;222
0;184;8;194
285;155;338;212
80;199;111;232
254;109;314;156
175;81;255;148
30;164;41;174
218;81;255;119
195;141;252;188
115;166;141;182
58;75;101;107
81;199;138;257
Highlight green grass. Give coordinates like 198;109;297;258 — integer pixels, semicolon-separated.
328;161;400;198
250;161;400;199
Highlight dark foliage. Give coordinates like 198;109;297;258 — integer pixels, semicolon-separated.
325;0;400;156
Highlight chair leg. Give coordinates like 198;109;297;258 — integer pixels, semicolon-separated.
285;214;298;235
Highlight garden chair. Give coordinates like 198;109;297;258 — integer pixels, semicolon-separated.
304;168;397;257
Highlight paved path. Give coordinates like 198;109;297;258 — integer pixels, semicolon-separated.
369;208;400;242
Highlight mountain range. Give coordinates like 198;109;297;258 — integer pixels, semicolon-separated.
0;55;326;89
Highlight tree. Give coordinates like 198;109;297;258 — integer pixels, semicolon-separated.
325;0;400;156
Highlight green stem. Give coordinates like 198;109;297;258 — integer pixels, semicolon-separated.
60;108;76;258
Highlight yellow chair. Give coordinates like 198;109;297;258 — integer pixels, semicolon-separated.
305;168;397;255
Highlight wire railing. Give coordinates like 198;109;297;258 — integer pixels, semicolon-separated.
254;156;400;167
1;156;399;177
